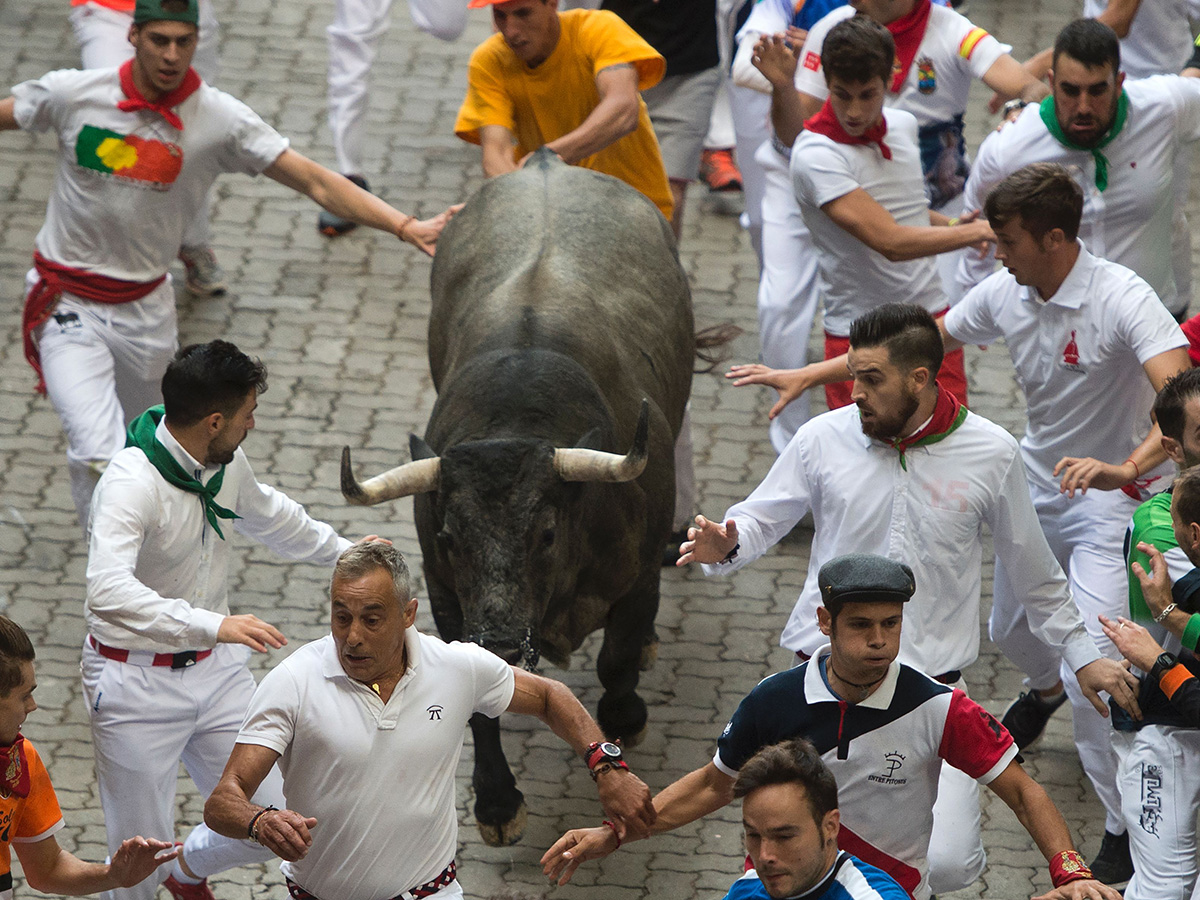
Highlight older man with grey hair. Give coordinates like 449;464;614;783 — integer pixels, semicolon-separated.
205;541;655;900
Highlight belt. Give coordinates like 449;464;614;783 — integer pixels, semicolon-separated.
286;861;456;900
88;635;212;670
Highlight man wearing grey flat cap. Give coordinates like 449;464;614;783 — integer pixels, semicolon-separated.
544;554;1122;900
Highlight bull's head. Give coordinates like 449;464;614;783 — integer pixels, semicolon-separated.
341;401;649;669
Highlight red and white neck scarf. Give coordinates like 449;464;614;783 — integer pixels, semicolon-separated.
117;58;201;130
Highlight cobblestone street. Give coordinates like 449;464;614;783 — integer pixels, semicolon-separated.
1;0;1195;896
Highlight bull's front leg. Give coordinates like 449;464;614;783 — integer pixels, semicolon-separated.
595;578;658;747
469;711;528;846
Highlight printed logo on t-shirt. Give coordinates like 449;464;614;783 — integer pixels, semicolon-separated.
803;51;821;72
426;705;444;721
74;125;183;189
866;750;907;785
917;56;936;94
958;27;989;61
1060;330;1085;373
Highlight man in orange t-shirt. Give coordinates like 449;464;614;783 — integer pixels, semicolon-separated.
454;0;674;221
0;616;173;897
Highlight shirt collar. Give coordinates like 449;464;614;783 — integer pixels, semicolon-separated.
155;416;208;476
804;643;900;710
1019;239;1095;310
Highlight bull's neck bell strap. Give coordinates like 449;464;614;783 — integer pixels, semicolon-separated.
126;405;241;540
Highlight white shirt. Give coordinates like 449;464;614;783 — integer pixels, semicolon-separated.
956;76;1200;311
794;4;1010;128
791;108;944;336
944;243;1187;493
11;67;288;281
1084;0;1194;80
86;418;352;651
238;630;516;900
703;404;1100;676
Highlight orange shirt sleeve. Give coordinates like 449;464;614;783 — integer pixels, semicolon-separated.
581;10;665;92
455;38;519;146
12;743;64;843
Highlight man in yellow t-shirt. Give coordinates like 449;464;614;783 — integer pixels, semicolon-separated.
454;0;675;221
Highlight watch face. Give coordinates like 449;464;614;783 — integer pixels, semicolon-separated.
599;741;622;758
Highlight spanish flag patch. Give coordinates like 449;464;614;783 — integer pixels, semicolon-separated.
74;125;183;187
958;27;988;60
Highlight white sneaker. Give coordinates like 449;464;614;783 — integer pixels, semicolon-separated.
178;245;227;297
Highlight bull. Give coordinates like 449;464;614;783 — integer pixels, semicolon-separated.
341;151;693;846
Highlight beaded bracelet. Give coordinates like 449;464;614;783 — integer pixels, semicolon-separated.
1049;849;1094;887
601;819;622;849
247;805;277;843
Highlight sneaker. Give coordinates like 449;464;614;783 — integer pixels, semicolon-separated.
700;148;742;193
163;875;216;900
178;245;226;297
1000;688;1067;749
1090;829;1134;886
318;174;369;236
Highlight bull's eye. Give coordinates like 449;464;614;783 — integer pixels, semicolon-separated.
541;527;555;548
437;529;456;554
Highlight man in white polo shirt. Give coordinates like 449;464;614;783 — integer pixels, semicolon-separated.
941;162;1190;884
678;303;1137;894
784;15;993;412
956;18;1200;319
204;541;656;900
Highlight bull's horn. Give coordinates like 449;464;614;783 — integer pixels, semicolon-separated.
553;400;649;483
341;446;441;505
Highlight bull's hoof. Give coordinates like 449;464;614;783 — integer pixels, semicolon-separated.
477;802;528;847
639;638;659;672
598;692;648;747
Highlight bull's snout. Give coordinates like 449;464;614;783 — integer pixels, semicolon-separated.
466;627;541;671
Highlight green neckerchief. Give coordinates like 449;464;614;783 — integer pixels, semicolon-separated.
1039;90;1129;192
126;405;240;540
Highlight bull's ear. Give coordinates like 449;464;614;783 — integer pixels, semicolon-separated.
410;434;437;461
574;428;604;451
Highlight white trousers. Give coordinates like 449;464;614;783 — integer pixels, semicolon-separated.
754;139;819;453
69;0;218;248
81;641;285;900
326;0;466;175
990;485;1136;833
730;86;771;264
29;274;178;528
1119;725;1200;900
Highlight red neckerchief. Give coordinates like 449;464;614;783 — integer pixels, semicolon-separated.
24;252;166;394
0;735;32;799
1182;312;1200;368
804;99;892;160
886;0;932;94
888;383;966;469
117;59;201;130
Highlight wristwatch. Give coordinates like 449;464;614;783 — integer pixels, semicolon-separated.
1151;650;1180;682
585;741;628;777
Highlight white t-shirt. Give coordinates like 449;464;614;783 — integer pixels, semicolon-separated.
702;404;1100;676
791;107;943;336
238;630;516;900
944;243;1187;493
12;66;288;281
956;76;1200;311
1083;0;1194;80
794;4;1010;128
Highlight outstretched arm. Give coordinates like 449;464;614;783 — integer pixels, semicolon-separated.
544;64;641;165
264;149;457;256
0;97;17;131
541;762;734;885
15;835;176;896
507;668;656;838
988;762;1123;900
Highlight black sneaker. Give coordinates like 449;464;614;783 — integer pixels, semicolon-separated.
1090;829;1133;886
1000;689;1067;748
318;174;369;236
